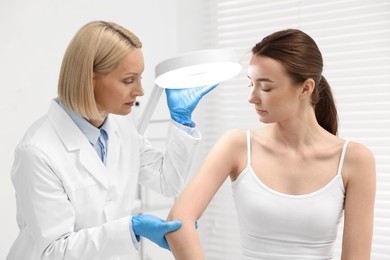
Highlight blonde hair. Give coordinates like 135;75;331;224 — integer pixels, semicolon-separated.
58;21;142;120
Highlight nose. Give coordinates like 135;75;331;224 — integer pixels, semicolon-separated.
248;87;260;104
132;82;144;97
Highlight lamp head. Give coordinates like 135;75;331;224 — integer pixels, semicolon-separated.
155;49;242;89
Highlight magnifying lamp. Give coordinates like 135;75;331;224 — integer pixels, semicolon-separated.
137;49;242;134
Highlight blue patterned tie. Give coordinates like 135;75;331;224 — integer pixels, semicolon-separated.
98;128;108;164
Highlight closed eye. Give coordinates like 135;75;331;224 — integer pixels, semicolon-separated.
124;76;142;85
248;83;271;92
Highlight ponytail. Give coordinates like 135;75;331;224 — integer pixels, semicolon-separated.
313;76;338;135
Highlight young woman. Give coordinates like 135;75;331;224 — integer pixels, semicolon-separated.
7;21;216;259
166;29;376;260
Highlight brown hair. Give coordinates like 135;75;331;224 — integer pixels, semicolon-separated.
251;29;338;135
58;21;142;121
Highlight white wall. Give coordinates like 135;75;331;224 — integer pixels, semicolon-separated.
0;0;201;259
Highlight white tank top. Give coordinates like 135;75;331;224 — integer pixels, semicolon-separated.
232;131;347;260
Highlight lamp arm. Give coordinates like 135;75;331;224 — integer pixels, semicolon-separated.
137;84;164;135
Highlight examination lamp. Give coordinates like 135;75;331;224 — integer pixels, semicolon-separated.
137;49;242;134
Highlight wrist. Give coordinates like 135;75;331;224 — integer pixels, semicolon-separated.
131;215;141;241
170;113;194;127
183;122;195;127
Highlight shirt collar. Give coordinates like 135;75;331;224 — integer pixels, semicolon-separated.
56;98;108;146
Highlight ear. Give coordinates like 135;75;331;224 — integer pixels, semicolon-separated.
92;73;96;89
300;78;315;98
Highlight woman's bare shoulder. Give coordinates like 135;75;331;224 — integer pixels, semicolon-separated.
345;141;375;165
343;141;376;184
215;128;255;180
219;128;248;145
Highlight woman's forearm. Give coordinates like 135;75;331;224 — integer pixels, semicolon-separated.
166;219;204;260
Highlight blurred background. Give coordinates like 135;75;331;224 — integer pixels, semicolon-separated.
0;0;389;259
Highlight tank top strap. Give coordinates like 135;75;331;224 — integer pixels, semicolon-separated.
246;130;251;167
336;140;349;176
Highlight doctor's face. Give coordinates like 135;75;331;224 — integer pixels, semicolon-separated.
93;48;145;120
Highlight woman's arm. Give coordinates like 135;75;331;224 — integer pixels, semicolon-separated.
166;129;246;260
341;142;376;260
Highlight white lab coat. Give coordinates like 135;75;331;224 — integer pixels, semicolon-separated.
7;100;201;260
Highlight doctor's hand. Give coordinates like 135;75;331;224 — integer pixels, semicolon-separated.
132;214;182;250
166;83;219;127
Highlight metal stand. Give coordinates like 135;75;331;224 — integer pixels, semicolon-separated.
137;84;164;135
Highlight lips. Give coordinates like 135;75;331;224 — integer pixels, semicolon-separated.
256;109;267;115
125;101;135;106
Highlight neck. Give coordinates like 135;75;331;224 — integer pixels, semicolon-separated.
270;109;326;150
88;117;106;128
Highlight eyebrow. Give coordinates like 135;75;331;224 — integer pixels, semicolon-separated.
247;75;274;82
123;72;140;76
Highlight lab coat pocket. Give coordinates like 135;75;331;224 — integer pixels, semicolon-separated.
65;179;106;229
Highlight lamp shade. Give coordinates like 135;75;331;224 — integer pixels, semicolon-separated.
137;49;241;134
154;49;242;89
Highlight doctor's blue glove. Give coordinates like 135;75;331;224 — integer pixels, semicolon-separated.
166;83;219;127
132;214;182;250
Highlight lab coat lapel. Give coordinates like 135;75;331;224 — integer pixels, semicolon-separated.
105;115;120;170
78;142;109;188
47;100;109;189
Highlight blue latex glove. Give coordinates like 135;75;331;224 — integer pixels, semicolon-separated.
166;83;219;127
132;214;182;250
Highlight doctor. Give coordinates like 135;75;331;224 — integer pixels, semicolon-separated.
7;21;216;259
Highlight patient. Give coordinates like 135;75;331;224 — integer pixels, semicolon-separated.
166;29;376;260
